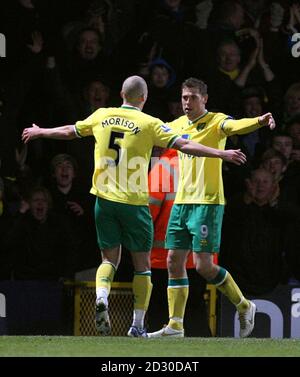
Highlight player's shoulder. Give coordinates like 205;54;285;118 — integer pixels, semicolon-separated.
209;111;229;119
139;112;166;129
171;115;187;124
89;107;111;118
168;115;187;129
208;111;233;123
100;107;116;115
140;111;161;122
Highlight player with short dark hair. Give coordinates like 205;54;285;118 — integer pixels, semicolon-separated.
148;77;276;338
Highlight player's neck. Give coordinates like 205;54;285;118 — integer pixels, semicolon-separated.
122;103;142;111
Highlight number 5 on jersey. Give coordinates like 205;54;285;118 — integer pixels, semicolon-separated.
109;131;125;166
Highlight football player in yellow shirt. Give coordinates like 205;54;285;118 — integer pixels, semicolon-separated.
22;75;246;338
148;77;276;339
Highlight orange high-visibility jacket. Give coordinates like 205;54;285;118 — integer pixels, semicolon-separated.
148;149;195;269
148;149;218;268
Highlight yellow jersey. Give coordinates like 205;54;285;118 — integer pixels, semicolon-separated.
169;111;261;204
75;105;179;205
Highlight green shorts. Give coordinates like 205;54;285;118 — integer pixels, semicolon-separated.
165;204;224;253
94;197;153;252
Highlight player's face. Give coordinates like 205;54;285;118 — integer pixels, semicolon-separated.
181;87;207;120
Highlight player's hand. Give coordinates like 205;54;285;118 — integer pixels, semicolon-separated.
258;113;276;130
22;124;40;143
222;149;247;165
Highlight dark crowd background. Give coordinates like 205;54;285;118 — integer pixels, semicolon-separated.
0;0;300;298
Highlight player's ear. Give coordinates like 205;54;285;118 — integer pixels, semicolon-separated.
120;91;125;100
203;94;208;104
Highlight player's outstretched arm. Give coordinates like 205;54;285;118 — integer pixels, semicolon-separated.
22;123;77;143
173;138;246;165
220;149;247;165
224;112;276;136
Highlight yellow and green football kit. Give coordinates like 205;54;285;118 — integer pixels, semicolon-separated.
165;111;261;330
75;105;179;251
166;111;262;253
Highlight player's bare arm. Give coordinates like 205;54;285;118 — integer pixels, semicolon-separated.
22;123;77;143
173;138;246;165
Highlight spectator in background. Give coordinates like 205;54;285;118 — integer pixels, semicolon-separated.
46;153;98;271
65;78;112;189
271;131;294;162
207;30;277;117
286;112;300;150
194;0;214;31
44;54;112;187
271;131;300;196
0;21;45;179
166;86;184;121
146;0;201;78
143;58;177;120
221;168;295;295
260;148;288;184
223;85;270;200
208;0;245;36
271;132;300;178
207;0;245;54
241;0;270;30
238;85;279;163
82;78;111;114
239;86;266;160
61;27;111;93
4;186;79;280
283;82;300;123
259;147;300;208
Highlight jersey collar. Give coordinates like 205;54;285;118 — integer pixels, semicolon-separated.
121;105;141;111
188;110;208;125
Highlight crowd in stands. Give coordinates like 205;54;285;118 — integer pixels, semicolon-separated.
1;0;300;294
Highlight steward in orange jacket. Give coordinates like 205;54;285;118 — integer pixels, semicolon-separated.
148;148;196;269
